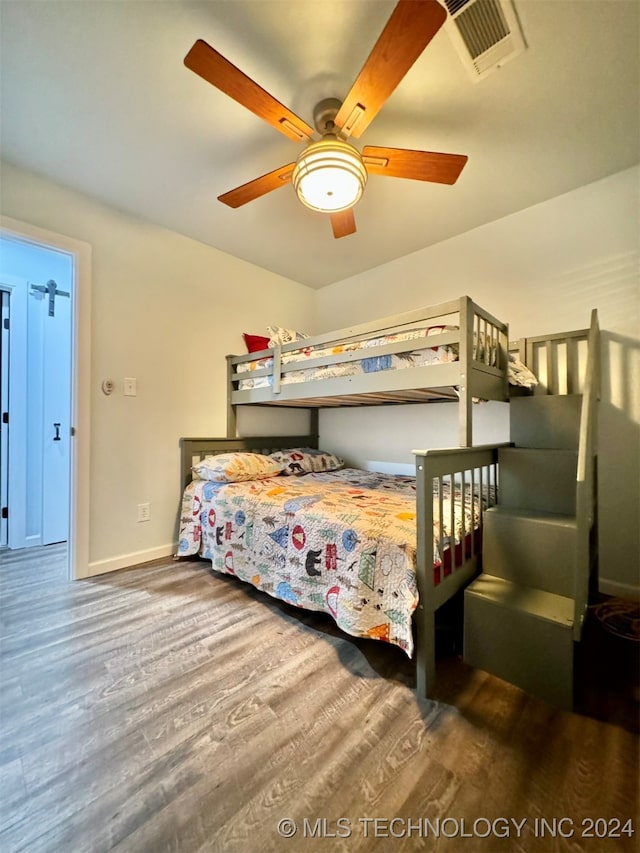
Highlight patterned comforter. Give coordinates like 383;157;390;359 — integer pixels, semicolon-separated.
236;325;460;390
177;469;481;656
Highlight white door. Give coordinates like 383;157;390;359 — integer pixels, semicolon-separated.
1;274;71;549
39;280;71;545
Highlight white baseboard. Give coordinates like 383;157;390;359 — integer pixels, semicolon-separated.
86;543;177;577
599;578;640;602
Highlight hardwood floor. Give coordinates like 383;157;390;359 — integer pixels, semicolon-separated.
1;545;638;853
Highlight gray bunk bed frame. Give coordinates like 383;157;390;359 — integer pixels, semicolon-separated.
226;295;510;448
180;299;599;701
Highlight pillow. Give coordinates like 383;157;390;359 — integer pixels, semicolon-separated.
269;447;344;475
267;326;309;347
425;324;457;336
508;353;539;388
243;333;271;353
193;452;284;482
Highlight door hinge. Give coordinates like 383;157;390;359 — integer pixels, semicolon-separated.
2;412;7;424
1;507;7;520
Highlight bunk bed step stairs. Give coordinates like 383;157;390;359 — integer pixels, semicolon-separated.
498;447;577;515
510;394;582;450
464;395;581;710
482;507;577;597
464;575;574;710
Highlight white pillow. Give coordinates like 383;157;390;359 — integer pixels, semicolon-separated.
193;452;284;482
267;326;308;346
508;353;539;388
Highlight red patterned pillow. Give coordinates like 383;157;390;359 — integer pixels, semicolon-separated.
243;333;271;353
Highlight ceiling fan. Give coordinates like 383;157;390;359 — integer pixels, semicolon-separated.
184;0;468;239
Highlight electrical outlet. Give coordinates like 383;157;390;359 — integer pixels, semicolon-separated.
136;502;151;522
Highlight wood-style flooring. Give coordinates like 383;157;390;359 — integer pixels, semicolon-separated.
1;544;638;853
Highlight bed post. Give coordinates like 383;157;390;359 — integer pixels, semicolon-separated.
309;407;319;444
180;438;194;491
414;452;436;698
500;324;510;401
459;297;473;447
226;354;237;438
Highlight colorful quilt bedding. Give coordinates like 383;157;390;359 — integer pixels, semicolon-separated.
177;468;482;656
236;324;460;391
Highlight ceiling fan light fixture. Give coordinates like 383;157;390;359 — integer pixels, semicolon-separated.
293;136;367;213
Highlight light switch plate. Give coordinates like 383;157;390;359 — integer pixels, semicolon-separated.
123;377;137;396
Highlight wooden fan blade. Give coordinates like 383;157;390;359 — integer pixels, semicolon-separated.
185;40;314;142
362;146;468;184
330;208;357;239
218;163;295;208
334;0;447;139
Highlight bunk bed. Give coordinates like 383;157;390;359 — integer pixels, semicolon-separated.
176;299;598;704
178;296;519;698
226;296;512;447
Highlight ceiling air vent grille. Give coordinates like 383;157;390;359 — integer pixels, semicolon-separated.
444;0;526;82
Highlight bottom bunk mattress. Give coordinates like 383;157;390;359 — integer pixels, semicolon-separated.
177;468;481;656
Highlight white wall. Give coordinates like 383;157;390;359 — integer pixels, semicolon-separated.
0;161;315;573
316;167;640;597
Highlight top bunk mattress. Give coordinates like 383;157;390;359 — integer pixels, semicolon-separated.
237;323;483;391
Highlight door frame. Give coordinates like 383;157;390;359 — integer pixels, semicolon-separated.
0;216;92;579
0;288;12;548
0;275;29;549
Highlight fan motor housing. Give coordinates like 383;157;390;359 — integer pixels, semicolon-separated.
313;97;343;136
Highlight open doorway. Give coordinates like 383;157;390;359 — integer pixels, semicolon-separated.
0;240;73;551
0;216;91;579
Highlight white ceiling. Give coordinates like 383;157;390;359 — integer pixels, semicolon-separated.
1;0;638;289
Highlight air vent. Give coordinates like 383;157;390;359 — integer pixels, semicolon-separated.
444;0;526;82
